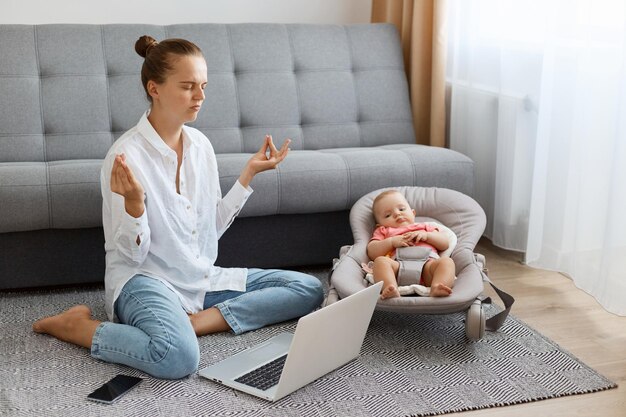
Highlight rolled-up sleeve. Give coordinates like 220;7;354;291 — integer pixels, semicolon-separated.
114;208;150;265
215;180;252;239
101;154;151;267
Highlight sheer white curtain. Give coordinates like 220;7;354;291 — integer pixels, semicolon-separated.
446;0;626;315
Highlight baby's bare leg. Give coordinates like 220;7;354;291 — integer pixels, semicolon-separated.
372;256;401;299
32;305;100;349
423;258;455;297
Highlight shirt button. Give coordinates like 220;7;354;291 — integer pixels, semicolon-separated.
196;255;200;259
192;230;196;235
204;274;208;279
186;205;191;210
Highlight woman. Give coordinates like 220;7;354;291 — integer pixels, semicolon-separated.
33;36;324;379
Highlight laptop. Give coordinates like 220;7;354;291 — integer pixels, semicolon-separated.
198;282;382;401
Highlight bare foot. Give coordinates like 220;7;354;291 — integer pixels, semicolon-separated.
381;285;401;299
430;283;453;297
32;305;98;348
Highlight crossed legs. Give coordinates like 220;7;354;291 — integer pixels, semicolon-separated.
33;270;324;378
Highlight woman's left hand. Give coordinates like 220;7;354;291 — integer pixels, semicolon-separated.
239;135;290;187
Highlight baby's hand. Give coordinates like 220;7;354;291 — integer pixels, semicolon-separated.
414;230;428;242
402;231;427;243
391;235;409;248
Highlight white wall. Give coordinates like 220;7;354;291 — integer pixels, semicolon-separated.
2;0;372;25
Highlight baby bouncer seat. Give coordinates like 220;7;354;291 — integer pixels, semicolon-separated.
328;186;514;340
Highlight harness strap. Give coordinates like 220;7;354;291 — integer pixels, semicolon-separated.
474;253;515;331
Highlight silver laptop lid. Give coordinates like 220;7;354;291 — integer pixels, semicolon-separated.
273;282;382;400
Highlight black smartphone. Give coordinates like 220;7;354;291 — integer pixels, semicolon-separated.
87;374;143;404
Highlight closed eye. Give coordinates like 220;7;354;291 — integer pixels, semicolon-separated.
180;82;206;90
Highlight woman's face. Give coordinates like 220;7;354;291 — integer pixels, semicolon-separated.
150;55;208;125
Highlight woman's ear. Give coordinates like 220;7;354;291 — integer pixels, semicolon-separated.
147;80;159;100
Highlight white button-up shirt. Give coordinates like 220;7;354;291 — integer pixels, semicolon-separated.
101;112;252;321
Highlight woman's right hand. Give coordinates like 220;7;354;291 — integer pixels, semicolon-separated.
111;153;145;218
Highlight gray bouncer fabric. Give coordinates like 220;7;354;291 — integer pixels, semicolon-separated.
330;186;487;314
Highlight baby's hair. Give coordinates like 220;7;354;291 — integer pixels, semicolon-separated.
134;35;204;102
371;189;404;223
372;189;402;210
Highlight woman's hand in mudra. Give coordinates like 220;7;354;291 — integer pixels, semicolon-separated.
111;153;145;218
239;135;291;187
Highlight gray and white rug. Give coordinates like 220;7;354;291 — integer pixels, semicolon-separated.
0;273;616;417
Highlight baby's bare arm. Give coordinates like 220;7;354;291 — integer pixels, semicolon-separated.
424;231;449;251
367;236;405;260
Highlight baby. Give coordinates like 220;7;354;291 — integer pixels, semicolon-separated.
367;190;456;299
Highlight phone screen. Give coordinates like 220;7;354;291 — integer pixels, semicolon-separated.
87;374;142;404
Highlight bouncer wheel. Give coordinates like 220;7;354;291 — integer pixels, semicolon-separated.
465;299;485;340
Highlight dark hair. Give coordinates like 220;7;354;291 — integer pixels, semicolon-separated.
134;35;204;102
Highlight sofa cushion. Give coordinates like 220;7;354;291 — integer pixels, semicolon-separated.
217;146;474;218
0;160;103;233
0;162;49;233
48;160;103;229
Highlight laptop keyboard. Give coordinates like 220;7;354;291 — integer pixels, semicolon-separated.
234;354;288;391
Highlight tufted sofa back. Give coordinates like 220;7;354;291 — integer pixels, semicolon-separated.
0;23;413;163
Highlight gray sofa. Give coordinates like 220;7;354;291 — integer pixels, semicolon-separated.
0;23;474;289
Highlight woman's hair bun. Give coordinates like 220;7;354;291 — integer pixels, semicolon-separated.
135;35;159;58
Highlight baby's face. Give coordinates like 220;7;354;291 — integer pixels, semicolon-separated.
373;192;416;227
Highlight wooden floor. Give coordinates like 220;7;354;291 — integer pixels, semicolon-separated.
447;239;626;417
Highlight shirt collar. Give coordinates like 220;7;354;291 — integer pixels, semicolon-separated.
137;110;199;157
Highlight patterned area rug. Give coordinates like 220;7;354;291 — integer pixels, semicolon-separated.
0;274;616;417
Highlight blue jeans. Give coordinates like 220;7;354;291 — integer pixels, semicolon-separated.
91;269;323;379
